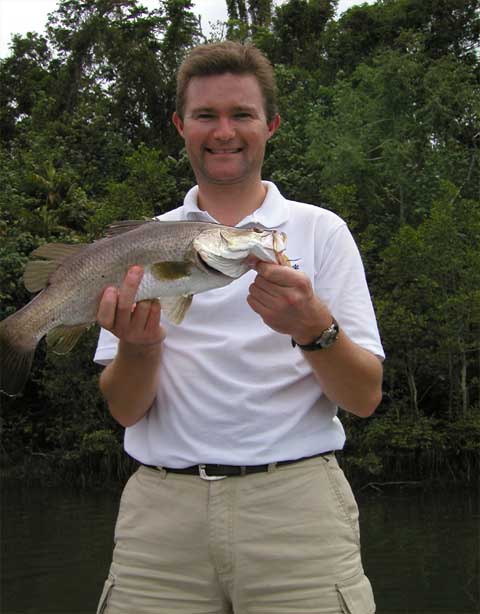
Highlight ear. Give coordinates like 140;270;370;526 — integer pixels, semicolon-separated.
172;112;184;137
267;113;281;139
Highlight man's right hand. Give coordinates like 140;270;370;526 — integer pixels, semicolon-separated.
97;265;166;347
96;266;165;427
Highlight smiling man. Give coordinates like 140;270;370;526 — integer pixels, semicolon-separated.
95;42;384;614
173;71;281;224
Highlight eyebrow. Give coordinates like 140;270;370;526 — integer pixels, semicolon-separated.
188;105;259;115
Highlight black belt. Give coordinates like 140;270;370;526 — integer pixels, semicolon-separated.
143;451;334;481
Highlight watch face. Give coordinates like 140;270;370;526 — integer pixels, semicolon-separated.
293;318;339;351
319;321;339;347
320;331;336;347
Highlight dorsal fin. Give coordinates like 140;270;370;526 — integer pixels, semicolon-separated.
23;260;58;292
24;243;86;293
104;219;153;238
30;243;85;261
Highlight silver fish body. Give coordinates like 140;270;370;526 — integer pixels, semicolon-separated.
0;219;288;397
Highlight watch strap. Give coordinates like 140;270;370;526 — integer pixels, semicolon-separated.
291;317;340;351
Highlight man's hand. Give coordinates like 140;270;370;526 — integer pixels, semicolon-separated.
247;262;332;344
96;266;165;427
97;266;166;348
247;261;383;417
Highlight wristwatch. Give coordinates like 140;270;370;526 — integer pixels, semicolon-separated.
291;317;340;351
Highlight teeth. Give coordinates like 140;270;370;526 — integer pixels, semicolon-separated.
207;148;241;154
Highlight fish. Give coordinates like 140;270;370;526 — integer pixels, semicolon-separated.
0;219;289;397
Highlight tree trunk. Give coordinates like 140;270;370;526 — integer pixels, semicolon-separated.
460;349;468;415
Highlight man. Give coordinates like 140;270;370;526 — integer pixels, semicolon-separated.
95;41;384;614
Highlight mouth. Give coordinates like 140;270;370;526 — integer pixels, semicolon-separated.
204;147;243;155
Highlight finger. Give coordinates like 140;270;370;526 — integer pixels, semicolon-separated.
96;287;118;330
255;261;298;286
249;281;280;307
144;300;165;340
129;299;153;333
246;255;260;269
118;266;144;308
115;266;144;330
256;263;313;299
246;293;276;321
251;275;283;298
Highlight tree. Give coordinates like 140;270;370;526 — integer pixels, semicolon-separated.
270;0;337;69
379;185;480;418
0;33;53;143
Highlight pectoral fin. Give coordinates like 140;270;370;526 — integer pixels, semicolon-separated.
152;262;191;281
47;324;91;354
159;295;193;325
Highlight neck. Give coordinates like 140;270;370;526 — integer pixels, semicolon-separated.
196;179;267;226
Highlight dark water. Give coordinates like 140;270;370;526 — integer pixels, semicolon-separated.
1;481;478;614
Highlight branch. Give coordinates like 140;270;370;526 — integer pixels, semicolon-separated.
359;480;423;492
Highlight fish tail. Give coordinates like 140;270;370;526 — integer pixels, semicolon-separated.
0;315;38;397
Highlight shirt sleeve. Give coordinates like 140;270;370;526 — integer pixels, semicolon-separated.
93;327;119;366
314;222;385;360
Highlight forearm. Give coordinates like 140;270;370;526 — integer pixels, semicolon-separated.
99;340;162;427
300;331;383;417
247;262;383;417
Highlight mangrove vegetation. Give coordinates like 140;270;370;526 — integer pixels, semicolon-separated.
0;0;479;486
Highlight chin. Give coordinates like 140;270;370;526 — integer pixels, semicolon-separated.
200;170;250;185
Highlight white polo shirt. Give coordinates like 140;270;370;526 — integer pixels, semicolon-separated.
94;182;384;467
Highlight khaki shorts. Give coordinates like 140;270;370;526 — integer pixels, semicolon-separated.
97;454;375;614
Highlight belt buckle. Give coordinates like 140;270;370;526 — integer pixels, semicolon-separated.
199;464;227;481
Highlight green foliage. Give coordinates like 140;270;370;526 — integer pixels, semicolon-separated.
0;0;478;486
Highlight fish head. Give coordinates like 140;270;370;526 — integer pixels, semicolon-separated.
193;226;289;278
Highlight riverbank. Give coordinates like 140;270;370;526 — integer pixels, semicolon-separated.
1;443;478;491
2;387;479;489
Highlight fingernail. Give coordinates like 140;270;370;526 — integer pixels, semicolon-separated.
129;266;142;279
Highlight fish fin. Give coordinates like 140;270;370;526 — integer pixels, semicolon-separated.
46;323;91;354
30;243;85;261
151;261;191;281
159;295;193;325
104;219;153;237
103;219;202;238
24;243;86;292
277;252;292;267
0;319;36;397
23;260;59;292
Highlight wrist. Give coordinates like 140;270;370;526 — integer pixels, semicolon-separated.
291;301;333;345
119;339;163;360
292;316;340;351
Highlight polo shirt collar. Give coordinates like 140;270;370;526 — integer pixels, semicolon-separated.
183;181;290;228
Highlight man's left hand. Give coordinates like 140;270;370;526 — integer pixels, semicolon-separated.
247;262;332;344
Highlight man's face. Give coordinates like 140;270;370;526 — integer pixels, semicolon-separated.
173;73;280;187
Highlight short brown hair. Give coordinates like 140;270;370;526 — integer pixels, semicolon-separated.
176;41;278;123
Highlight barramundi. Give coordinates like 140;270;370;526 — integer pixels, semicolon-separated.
0;219;288;397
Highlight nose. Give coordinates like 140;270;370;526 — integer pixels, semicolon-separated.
213;117;235;141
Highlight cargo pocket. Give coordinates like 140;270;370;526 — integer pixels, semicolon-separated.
336;571;376;614
96;572;115;614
